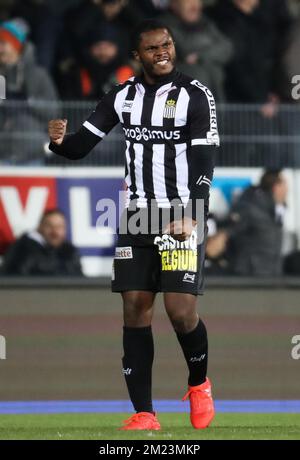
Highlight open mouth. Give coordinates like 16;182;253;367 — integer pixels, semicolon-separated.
155;59;169;66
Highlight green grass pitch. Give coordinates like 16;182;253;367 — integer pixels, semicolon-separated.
0;413;300;440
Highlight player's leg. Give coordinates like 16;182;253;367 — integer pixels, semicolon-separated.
120;291;160;430
159;230;214;428
160;236;209;386
122;290;155;327
122;290;155;412
164;292;214;429
164;292;208;387
112;240;161;430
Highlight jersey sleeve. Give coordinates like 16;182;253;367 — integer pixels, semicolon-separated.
188;80;220;147
82;87;120;139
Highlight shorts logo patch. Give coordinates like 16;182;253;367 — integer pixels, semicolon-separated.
183;273;196;283
115;246;133;259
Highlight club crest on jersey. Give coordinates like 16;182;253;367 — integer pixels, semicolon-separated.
163;99;176;118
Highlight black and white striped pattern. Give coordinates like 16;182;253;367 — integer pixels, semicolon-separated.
84;72;219;208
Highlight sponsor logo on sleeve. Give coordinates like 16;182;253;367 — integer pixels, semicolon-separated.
122;101;134;112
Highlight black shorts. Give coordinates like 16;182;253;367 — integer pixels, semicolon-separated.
111;229;206;296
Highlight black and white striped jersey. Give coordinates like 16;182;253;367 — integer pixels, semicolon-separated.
83;70;219;208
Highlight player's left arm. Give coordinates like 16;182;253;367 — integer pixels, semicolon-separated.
165;83;219;241
188;82;219;222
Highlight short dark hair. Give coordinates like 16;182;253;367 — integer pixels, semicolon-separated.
260;169;283;191
40;209;66;224
132;19;175;51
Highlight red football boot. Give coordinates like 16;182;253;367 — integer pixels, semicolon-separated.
119;412;161;431
182;378;215;429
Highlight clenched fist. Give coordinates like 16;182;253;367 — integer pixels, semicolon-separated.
164;217;197;242
48;119;67;145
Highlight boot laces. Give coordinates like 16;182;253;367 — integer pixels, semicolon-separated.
182;386;211;401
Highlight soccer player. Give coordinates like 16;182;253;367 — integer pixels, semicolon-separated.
48;19;219;431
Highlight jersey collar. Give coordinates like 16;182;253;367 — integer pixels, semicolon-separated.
137;68;179;94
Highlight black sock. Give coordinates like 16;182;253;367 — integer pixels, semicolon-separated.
176;319;208;386
122;326;154;413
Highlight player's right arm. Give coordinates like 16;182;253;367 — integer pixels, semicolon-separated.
48;88;120;160
48;121;102;160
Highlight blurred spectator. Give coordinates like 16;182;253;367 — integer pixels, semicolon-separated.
62;0;130;60
58;23;134;99
12;0;82;72
207;0;291;107
0;18;59;164
284;249;300;275
254;0;292;114
0;0;17;21
207;0;264;102
205;215;231;275
129;0;170;18
1;209;83;276
207;0;293;167
57;0;131;99
288;0;300;18
282;17;300;99
227;170;288;276
161;0;232;101
281;17;300;165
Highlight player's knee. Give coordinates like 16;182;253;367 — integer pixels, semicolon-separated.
123;299;153;327
169;312;198;334
167;308;198;334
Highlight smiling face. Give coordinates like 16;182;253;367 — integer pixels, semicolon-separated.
133;28;176;84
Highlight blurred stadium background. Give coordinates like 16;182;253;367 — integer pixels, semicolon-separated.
0;0;300;427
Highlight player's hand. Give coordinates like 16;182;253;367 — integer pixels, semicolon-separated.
48;119;67;145
164;217;197;241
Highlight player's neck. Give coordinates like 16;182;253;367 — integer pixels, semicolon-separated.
142;68;177;87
